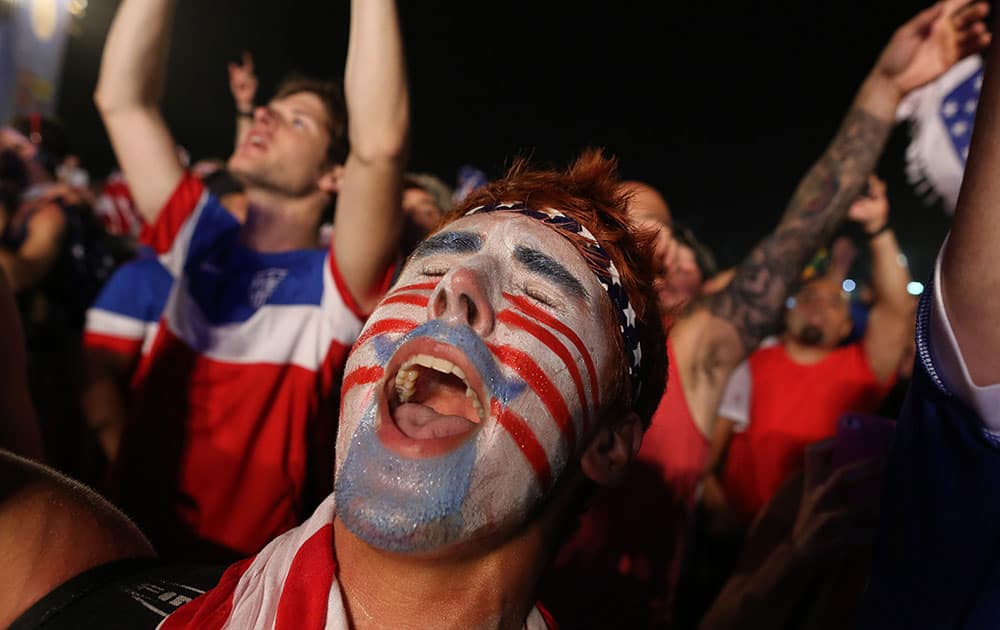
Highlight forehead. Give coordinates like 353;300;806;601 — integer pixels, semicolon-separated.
270;91;329;126
415;213;599;286
796;279;847;302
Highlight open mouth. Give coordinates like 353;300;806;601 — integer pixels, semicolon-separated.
379;341;488;455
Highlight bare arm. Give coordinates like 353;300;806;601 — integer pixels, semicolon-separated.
93;0;184;222
851;176;913;382
229;51;258;153
942;13;1000;386
675;1;990;434
332;0;409;312
0;204;66;292
79;349;133;464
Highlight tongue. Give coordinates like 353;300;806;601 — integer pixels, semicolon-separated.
393;402;476;440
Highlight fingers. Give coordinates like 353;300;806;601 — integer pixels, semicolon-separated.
904;1;947;36
958;26;992;57
951;0;989;30
241;50;254;71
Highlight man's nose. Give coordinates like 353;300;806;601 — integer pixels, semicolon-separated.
253;106;274;127
427;266;495;336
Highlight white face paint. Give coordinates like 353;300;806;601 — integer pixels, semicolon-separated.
334;213;618;554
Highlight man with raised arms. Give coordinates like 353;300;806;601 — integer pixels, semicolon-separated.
545;2;992;625
88;0;408;559
1;150;665;628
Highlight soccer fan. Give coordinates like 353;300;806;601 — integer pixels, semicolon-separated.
711;175;912;522
1;150;665;630
544;2;992;626
92;0;409;559
859;3;1000;627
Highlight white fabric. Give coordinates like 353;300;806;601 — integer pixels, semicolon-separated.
929;237;1000;434
716;336;779;432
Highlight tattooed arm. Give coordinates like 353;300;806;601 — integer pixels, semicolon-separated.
672;0;991;437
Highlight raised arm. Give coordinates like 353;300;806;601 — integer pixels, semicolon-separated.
942;10;1000;386
851;176;914;382
332;0;409;312
229;51;258;153
674;0;990;434
93;0;184;222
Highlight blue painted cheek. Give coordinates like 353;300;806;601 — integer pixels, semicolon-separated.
335;401;478;553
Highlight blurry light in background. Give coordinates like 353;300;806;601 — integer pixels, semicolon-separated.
67;0;86;18
842;278;857;293
907;281;925;296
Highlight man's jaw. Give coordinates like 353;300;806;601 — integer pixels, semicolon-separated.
379;338;489;458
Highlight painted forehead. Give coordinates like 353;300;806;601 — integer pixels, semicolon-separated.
411;214;598;300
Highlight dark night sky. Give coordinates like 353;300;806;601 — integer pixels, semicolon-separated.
56;0;957;282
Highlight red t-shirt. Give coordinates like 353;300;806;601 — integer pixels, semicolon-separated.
542;338;710;627
722;342;892;518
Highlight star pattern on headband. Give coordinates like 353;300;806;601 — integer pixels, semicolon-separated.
466;201;644;403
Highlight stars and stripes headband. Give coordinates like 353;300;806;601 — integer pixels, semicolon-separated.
466;201;643;403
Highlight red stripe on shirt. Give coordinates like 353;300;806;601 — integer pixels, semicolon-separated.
275;524;337;630
82;331;143;359
492;398;552;491
489;343;576;456
498;309;590;433
504;293;600;409
158;556;255;630
139;173;205;253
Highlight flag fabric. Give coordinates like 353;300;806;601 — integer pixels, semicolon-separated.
896;54;983;214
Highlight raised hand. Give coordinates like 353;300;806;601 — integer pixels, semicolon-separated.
228;51;258;113
847;174;890;235
874;0;991;97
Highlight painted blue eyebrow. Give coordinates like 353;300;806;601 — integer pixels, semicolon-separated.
514;246;588;299
412;231;483;259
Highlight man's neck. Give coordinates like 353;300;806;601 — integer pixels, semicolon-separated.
332;518;548;630
781;334;834;365
239;188;324;253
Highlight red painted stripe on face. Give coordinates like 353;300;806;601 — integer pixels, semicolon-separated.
391;280;440;294
354;318;418;349
504;293;600;408
488;343;576;456
492;398;552;492
340;365;384;399
381;293;429;309
498;309;591;433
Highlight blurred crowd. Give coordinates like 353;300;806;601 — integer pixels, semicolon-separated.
1;0;998;628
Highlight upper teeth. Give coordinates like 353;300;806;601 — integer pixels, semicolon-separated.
394;354;485;422
250;136;264;146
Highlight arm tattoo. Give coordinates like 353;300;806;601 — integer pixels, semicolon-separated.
705;107;891;353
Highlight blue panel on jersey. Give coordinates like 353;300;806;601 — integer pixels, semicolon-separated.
92;256;174;323
183;200;328;325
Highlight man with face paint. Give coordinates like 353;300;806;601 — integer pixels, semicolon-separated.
0;151;666;628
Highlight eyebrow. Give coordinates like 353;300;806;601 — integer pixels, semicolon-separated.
412;231;483;258
514;246;588;299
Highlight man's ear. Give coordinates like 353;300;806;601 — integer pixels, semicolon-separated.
580;411;643;487
318;163;345;195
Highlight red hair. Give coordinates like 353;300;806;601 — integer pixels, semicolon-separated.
440;150;667;426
